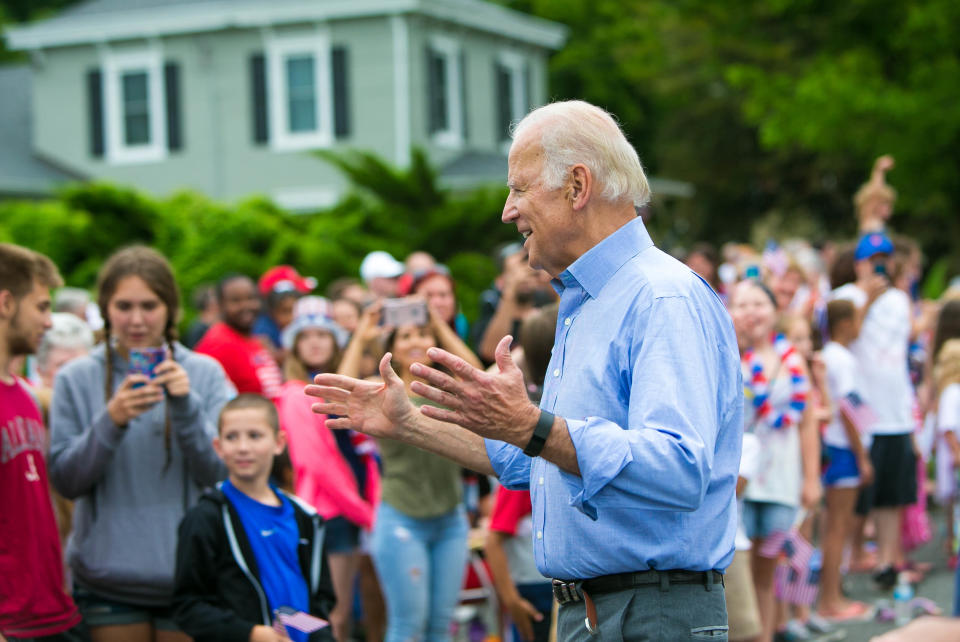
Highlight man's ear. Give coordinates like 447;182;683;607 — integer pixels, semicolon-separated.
0;290;16;321
567;164;592;211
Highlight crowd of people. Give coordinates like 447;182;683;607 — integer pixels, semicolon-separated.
2;100;960;642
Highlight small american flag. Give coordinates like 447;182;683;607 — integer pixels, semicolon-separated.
775;559;820;606
274;607;330;634
759;528;814;572
838;391;876;434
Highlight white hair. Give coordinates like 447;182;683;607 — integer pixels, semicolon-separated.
36;312;95;368
511;100;651;208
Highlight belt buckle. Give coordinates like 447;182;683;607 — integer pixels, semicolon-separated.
552;579;581;604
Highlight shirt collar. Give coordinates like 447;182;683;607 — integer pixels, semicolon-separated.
554;216;654;299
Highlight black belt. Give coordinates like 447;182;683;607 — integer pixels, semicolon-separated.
553;569;724;605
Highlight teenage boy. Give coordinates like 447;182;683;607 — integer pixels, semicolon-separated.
0;243;88;642
173;395;334;642
832;232;916;588
817;299;875;620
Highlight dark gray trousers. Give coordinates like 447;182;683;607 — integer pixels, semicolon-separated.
557;580;728;641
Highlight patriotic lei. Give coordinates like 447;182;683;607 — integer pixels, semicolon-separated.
743;333;809;430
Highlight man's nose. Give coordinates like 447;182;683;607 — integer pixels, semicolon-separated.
502;197;517;224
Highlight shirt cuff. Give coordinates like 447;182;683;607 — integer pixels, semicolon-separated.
560;417;634;520
485;438;531;490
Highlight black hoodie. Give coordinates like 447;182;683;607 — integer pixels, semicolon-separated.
173;485;335;642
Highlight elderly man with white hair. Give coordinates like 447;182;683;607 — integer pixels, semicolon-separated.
307;100;742;640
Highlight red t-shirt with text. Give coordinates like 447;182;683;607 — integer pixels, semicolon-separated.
195;321;283;400
0;377;81;637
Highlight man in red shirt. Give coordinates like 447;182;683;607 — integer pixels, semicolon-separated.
195;275;282;400
0;243;88;642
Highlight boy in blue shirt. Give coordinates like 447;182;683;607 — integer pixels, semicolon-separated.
174;394;335;642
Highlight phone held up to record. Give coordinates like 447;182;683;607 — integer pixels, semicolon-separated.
380;298;429;328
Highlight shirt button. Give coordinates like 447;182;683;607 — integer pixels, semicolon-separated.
564;317;571;326
553;368;560;377
537;531;543;539
539;476;544;485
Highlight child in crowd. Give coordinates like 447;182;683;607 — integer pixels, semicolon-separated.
277;302;380;642
817;300;874;620
933;339;960;617
173;394;335;642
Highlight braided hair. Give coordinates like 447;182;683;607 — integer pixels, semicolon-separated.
97;246;181;470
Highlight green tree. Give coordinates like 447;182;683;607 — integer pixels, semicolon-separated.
500;0;959;280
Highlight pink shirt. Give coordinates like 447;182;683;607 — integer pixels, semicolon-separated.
276;381;380;529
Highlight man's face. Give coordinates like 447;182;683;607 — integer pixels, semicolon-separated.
6;280;53;357
502;132;577;277
855;253;890;282
220;278;260;334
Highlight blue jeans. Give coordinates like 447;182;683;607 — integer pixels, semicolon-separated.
371;502;469;642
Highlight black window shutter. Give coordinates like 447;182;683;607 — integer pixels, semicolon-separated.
164;61;183;151
495;63;511;141
250;53;269;144
86;68;104;158
523;60;532;111
426;46;438;133
332;46;350;139
459;51;468;142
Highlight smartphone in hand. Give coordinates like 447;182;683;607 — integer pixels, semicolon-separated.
380;298;429;327
129;347;165;385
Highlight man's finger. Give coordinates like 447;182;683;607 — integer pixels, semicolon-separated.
409;362;462;396
304;384;349;401
419;404;468;428
409;381;462;410
425;347;479;381
324;416;356;431
311;401;345;415
379;353;404;387
311;373;359;390
494;334;516;372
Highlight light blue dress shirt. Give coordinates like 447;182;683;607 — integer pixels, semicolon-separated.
486;216;743;580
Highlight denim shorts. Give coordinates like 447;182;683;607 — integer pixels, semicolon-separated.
324;515;361;554
72;585;179;631
741;500;797;542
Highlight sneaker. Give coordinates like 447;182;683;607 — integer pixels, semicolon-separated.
873;566;897;590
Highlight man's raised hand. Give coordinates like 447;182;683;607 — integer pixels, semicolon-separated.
305;353;416;439
409;335;539;446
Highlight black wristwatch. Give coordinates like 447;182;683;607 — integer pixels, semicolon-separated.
523;410;554;457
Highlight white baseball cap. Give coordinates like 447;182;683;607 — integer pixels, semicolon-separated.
360;251;404;282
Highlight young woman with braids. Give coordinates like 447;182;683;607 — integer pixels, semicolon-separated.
48;247;231;642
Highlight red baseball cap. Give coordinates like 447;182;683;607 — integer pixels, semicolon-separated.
258;265;317;297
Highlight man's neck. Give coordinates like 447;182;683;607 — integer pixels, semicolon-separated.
225;322;251;337
0;339;15;385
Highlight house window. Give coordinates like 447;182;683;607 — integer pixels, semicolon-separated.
102;47;167;164
496;52;528;145
426;36;462;148
121;71;151;145
267;33;333;151
286;55;317;132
